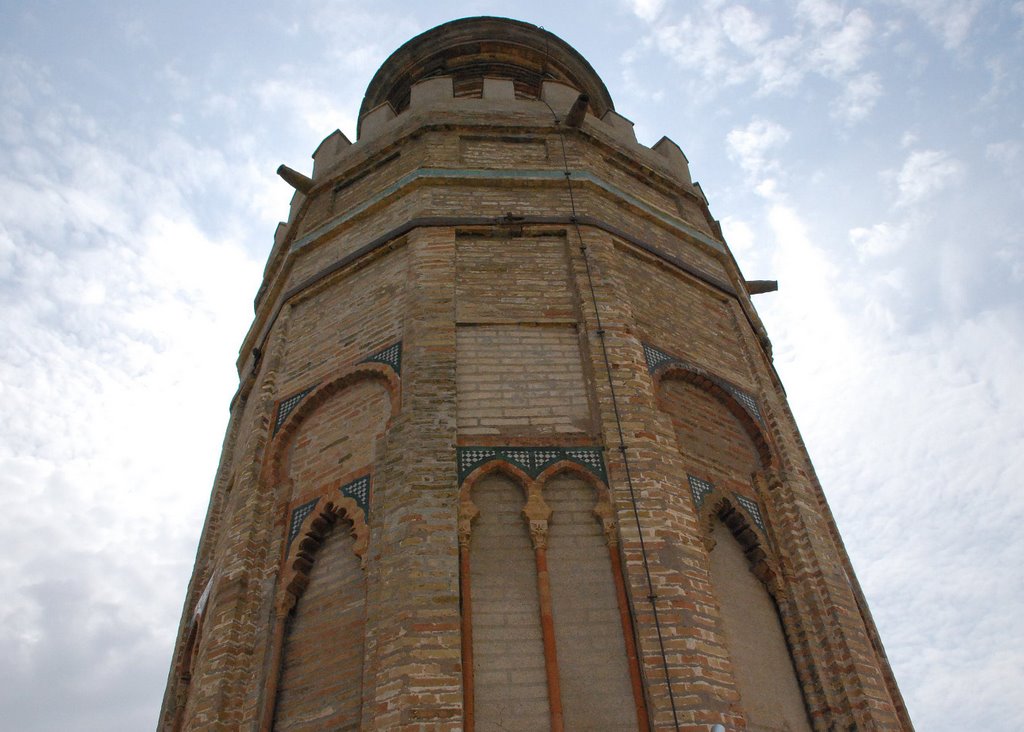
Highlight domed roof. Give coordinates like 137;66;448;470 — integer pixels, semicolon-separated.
358;17;614;137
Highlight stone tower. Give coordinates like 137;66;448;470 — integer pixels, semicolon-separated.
160;17;912;731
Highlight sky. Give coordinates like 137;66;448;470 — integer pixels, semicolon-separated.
0;0;1021;729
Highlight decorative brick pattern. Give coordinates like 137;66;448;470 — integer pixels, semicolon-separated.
644;341;764;424
687;475;715;508
340;475;371;518
275;385;317;433
457;445;607;483
734;492;766;532
360;341;402;376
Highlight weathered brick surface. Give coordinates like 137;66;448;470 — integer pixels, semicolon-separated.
469;474;550;730
456;325;590;437
659;377;760;492
274;522;365;730
455;235;574;323
162;18;911;732
545;476;638;731
708;520;811;731
285;379;389;502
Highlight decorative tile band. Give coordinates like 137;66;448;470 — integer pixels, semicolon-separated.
288;498;320;541
275;385;317;434
361;341;402;376
687;474;715;508
642;342;763;425
734;493;766;532
340;475;371;518
457;446;607;484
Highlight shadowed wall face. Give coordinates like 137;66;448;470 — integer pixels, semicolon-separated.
709;521;811;732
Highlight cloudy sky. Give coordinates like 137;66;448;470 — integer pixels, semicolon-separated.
1;0;1021;729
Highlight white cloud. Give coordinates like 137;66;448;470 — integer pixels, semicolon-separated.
721;5;771;52
627;0;666;22
894;0;983;49
720;215;756;256
809;8;874;75
832;71;883;124
255;77;357;144
726;118;790;177
850;219;910;258
894;149;964;207
796;0;845;29
0;55;264;730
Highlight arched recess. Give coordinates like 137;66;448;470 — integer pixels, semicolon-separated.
271;501;369;732
459;463;552;732
257;364;398;732
703;498;812;732
653;363;774;472
653;366;812;729
537;462;646;731
268;364;400;493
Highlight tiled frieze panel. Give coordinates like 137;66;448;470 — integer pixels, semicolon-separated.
457;445;606;483
275;385;317;434
360;341;402;376
455;234;574;323
456;324;591;437
644;342;763;424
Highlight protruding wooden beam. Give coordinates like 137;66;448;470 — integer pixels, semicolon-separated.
276;164;314;194
746;279;779;295
563;93;589;127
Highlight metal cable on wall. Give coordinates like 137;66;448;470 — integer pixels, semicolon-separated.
541;96;682;730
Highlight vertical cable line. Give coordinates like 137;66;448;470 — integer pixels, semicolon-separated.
540;98;681;730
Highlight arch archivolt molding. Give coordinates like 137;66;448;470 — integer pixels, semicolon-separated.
458;458;620;550
652;361;777;471
275;494;370;616
265;363;401;486
696;487;784;595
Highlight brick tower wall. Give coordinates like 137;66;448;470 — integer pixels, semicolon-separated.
160;17;912;732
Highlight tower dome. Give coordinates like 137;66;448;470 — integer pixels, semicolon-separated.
358;17;614;137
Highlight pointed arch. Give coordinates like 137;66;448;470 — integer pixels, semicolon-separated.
696;492;780;591
268;500;368;732
280;497;370;604
653;362;775;470
706;511;812;731
462;468;553;731
268;363;401;485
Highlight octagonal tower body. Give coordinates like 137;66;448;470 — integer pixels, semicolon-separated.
160;17;912;731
